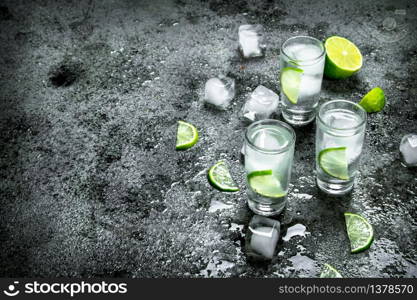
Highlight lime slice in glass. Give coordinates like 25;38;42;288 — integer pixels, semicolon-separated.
208;161;239;192
359;87;385;113
176;120;198;150
247;170;286;198
344;212;374;253
318;147;349;180
280;67;303;104
324;36;363;79
320;263;343;278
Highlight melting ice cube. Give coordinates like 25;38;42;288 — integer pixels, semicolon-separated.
400;134;417;167
208;200;234;213
247;215;280;260
204;76;235;109
282;223;307;242
238;25;265;58
241;85;279;122
288;254;318;277
250;227;279;259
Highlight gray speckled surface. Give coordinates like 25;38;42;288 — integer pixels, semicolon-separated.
0;0;416;278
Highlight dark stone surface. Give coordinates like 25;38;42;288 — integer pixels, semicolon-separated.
0;0;416;278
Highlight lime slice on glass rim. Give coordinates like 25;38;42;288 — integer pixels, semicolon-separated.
176;120;198;150
247;170;286;198
324;36;363;79
280;67;303;104
320;263;343;278
344;213;374;253
358;87;385;113
208;161;239;192
318;147;349;180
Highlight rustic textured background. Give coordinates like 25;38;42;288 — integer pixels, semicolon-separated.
0;0;416;277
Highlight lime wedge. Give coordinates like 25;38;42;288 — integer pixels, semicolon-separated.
318;147;349;180
247;170;286;198
176;121;198;150
280;67;303;104
324;36;363;79
344;213;374;253
208;161;239;192
359;87;385;113
320;263;343;278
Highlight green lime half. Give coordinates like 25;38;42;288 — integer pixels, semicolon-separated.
324;36;363;79
359;87;385;113
176;120;198;150
320;263;343;278
280;67;303;104
208;161;239;192
344;212;374;253
247;170;286;198
318;147;349;180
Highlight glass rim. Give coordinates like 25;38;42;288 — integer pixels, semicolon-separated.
245;119;296;154
317;99;367;131
281;36;325;65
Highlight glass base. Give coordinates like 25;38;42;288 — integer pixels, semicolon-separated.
282;109;316;126
316;177;354;195
247;198;286;216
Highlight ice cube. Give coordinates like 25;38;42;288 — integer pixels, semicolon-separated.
238;25;265;58
400;134;417;167
204;76;235;109
208;200;234;213
297;75;322;98
241;85;279;122
285;43;324;75
302;61;325;76
284;43;304;59
253;129;281;149
250;227;279;259
294;45;322;61
282;223;307;241
327;111;360;129
246;215;280;260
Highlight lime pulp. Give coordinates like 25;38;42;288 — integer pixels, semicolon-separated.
247;170;286;198
280;67;303;104
320;263;343;278
176;120;198;150
324;36;363;79
208;161;239;192
318;147;349;180
344;212;374;253
358;87;385;113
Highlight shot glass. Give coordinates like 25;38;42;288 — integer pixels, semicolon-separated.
244;119;296;216
280;36;325;126
316;100;367;195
